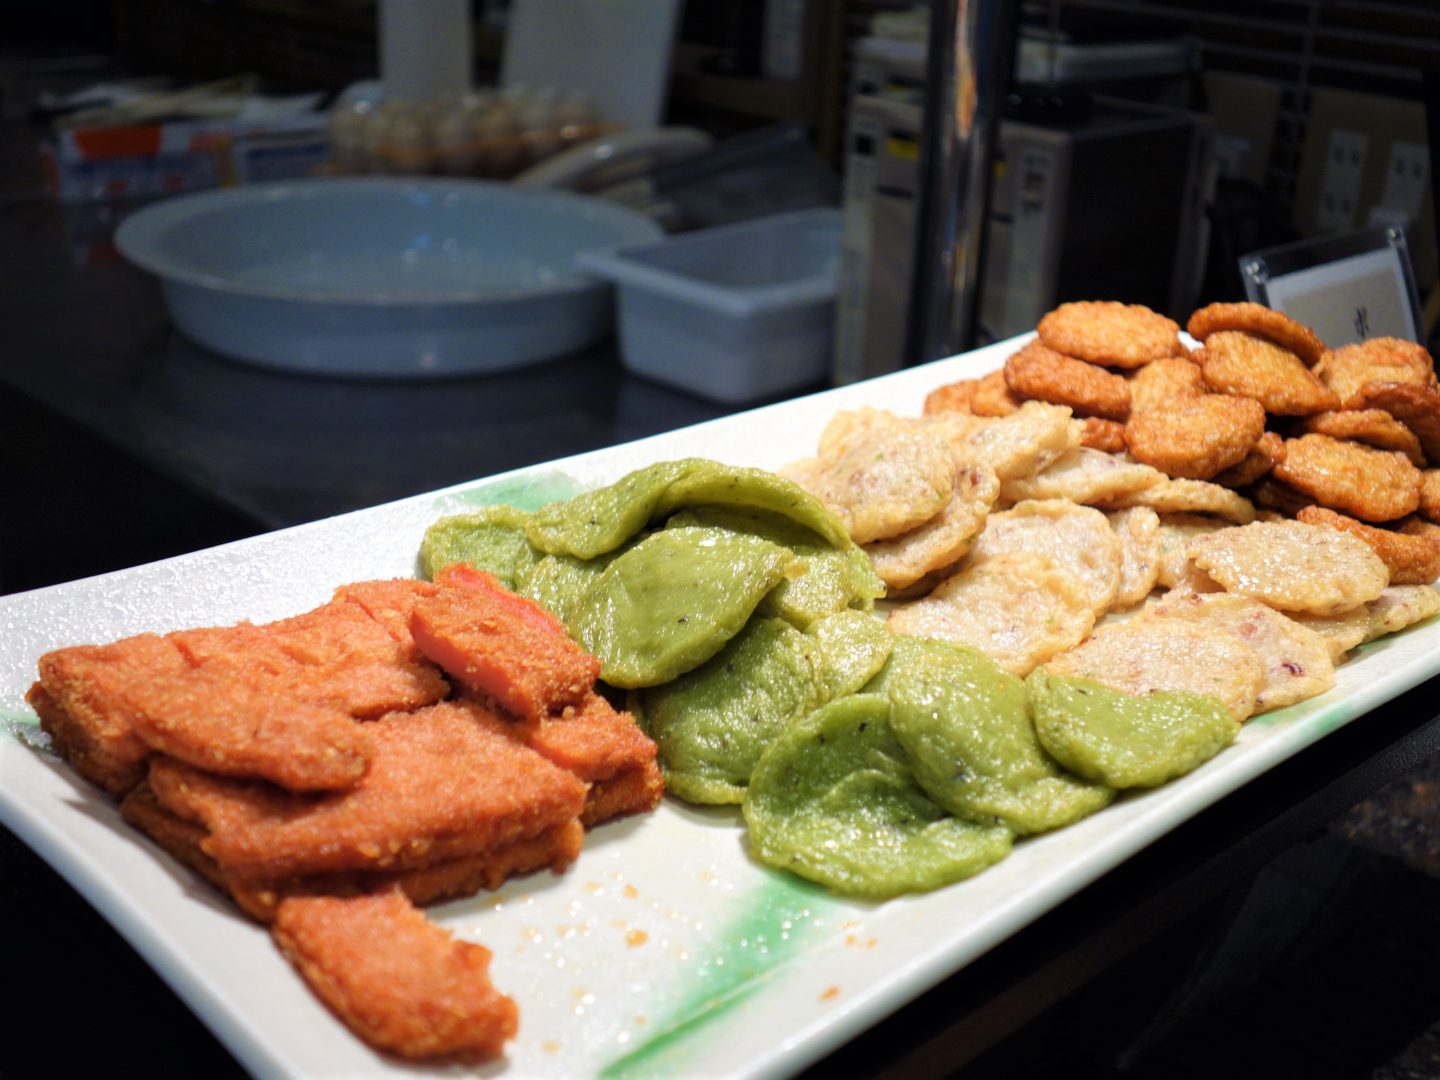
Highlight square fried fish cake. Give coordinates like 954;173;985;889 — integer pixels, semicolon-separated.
1187;302;1326;366
1300;410;1425;467
148;699;588;881
1145;592;1335;713
1124;393;1265;481
1295;505;1440;586
1004;341;1131;420
1043;617;1265;723
1273;434;1421;522
864;464;1000;589
1196;332;1339;415
888;553;1097;676
272;888;520;1061
1037;301;1183;368
1188;520;1389;615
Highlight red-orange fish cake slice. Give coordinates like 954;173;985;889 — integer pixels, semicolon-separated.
273;888;519;1061
148;699;588;881
413;564;600;720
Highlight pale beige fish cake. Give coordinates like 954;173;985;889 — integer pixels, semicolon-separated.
782;421;956;544
1163;561;1225;599
943;399;1080;483
967;499;1123;612
1295;505;1440;586
1188;520;1389;615
1144;592;1334;713
1363;584;1440;644
1044;618;1265;722
864;464;1000;590
1154;513;1229;590
887;553;1096;676
1107;507;1162;609
1128;356;1205;414
814;406;905;458
1000;447;1164;507
1288;606;1371;663
1104;477;1256;524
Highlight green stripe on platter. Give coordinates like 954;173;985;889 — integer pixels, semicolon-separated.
448;472;588;512
601;873;841;1078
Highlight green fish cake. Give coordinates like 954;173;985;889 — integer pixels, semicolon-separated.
743;695;1013;898
637;617;826;805
571;526;796;688
874;637;1113;834
1028;669;1238;789
419;506;540;587
806;609;894;701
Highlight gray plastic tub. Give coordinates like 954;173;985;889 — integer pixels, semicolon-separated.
577;208;841;403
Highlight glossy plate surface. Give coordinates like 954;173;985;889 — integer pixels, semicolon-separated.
4;336;1439;1077
115;178;662;378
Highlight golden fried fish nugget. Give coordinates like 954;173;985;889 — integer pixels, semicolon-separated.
888;553;1096;676
1300;410;1425;467
1188;520;1389;615
1197;331;1339;415
1363;585;1440;643
1295;506;1440;586
1003;341;1131;420
967;499;1124;612
1214;431;1286;489
1144;592;1335;713
784;418;957;543
1079;416;1127;453
1037;301;1183;368
970;368;1023;416
1044;618;1265;723
1124;394;1265;481
999;447;1163;507
1349;382;1440;464
1272;434;1421;523
1248;476;1315;516
1421;470;1440;523
864;464;1000;590
1127;356;1204;415
1314;338;1435;405
1107;507;1162;609
924;378;982;416
1186;302;1326;366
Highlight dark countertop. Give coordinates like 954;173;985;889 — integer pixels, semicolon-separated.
4;157;1440;1079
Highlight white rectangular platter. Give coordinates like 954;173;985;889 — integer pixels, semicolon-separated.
4;335;1440;1079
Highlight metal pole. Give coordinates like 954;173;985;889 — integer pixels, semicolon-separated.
905;0;1019;365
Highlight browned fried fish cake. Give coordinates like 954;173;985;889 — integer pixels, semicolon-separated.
1299;409;1425;466
1004;340;1131;420
1037;301;1183;368
1214;430;1286;489
1128;356;1204;414
148;699;589;881
1314;338;1436;405
1347;382;1440;464
1078;416;1127;453
1196;331;1339;415
1124;393;1265;480
1295;506;1440;585
1249;475;1315;516
1187;302;1326;366
1420;470;1440;523
1273;433;1422;523
968;368;1023;416
272;887;520;1061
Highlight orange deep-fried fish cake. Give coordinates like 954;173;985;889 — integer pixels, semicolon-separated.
1128;356;1204;414
1420;470;1440;523
1347;382;1440;465
1004;341;1131;420
1214;430;1286;489
149;700;588;880
1196;332;1339;415
924;378;983;416
1187;302;1325;366
1299;409;1425;466
1295;506;1440;586
1079;416;1127;453
1124;394;1265;480
333;579;439;652
273;888;519;1061
30;633;188;797
1314;338;1435;404
1273;434;1421;523
1037;301;1182;368
412;564;599;721
969;369;1023;416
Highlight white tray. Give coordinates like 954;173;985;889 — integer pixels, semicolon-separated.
4;334;1439;1078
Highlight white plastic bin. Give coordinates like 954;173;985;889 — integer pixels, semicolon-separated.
576;208;841;403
